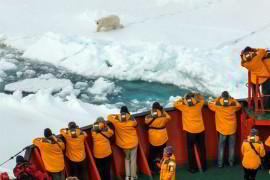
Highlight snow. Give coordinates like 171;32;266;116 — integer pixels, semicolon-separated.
3;0;270;98
88;77;121;102
4;78;73;93
10;34;246;97
0;0;270;174
0;92;118;171
0;59;17;71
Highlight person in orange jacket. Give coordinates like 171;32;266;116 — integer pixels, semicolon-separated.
91;117;114;180
108;106;138;180
241;47;270;109
60;122;88;180
242;128;265;180
145;102;171;174
159;146;176;180
173;92;206;173
263;136;270;171
208;91;241;168
33;128;65;180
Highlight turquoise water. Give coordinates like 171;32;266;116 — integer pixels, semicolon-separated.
0;46;206;112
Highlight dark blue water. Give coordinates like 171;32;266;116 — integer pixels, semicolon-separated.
0;45;202;112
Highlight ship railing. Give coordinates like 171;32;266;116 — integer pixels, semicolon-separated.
247;71;270;116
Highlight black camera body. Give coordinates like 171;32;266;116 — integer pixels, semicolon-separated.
120;113;127;122
151;111;158;119
92;123;102;131
187;98;193;106
223;97;229;106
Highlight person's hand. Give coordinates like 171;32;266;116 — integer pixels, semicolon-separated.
208;96;214;102
51;135;58;142
172;97;182;107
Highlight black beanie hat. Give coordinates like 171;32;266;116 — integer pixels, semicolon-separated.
243;46;253;53
120;106;129;114
44;128;52;138
221;91;229;98
68;121;77;129
152;102;161;110
16;155;26;164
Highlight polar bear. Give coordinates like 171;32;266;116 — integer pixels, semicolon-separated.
96;15;123;32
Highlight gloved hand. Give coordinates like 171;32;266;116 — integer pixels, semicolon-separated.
172;97;183;107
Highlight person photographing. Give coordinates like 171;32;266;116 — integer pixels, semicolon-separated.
145;102;171;174
91;117;114;180
33;128;65;180
241;128;265;180
60;122;88;180
173;92;206;173
108;106;138;180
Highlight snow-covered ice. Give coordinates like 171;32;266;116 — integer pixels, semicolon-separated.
0;92;118;171
4;78;73;93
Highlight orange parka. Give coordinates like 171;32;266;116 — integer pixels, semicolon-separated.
60;128;87;162
174;96;205;133
91;124;114;158
265;136;270;147
241;136;265;169
108;113;138;149
160;154;176;180
145;109;171;146
33;136;65;173
241;48;270;84
208;97;241;135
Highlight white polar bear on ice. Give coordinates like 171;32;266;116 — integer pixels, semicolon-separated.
96;15;124;32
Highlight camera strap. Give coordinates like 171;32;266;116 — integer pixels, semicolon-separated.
148;126;166;130
249;142;261;157
98;131;110;140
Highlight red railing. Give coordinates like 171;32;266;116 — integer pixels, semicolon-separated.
247;71;270;114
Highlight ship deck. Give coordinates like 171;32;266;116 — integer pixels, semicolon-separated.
149;164;269;180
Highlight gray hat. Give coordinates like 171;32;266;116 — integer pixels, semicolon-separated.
96;117;105;123
250;128;258;136
164;146;173;154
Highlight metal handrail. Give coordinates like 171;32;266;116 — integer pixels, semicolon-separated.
253;74;270;114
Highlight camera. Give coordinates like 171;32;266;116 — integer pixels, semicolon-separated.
187;98;193;106
70;128;77;137
120;113;127;122
93;123;102;131
151;111;158;119
249;136;256;142
223;98;229;106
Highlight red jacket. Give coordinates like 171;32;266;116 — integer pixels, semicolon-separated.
13;162;51;180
